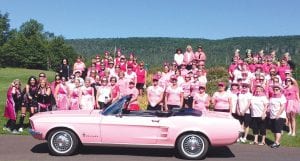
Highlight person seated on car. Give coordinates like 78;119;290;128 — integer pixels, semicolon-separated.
125;79;140;111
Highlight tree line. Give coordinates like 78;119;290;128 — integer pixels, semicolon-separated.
0;11;78;70
67;36;300;69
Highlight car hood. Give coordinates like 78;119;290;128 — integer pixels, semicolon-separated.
31;110;95;119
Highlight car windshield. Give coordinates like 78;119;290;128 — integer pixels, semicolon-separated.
101;95;131;115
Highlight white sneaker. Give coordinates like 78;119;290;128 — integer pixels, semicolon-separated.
3;127;11;132
236;138;241;143
240;137;247;143
288;132;292;135
18;127;23;132
11;130;20;134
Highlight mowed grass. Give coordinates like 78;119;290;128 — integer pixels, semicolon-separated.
0;68;56;135
0;67;299;148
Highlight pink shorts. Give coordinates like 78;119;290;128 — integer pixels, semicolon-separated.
129;104;140;111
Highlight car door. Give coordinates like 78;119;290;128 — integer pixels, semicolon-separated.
100;115;161;144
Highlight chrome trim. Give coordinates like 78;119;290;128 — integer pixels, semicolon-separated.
181;134;204;158
29;128;42;136
83;143;174;148
50;131;73;154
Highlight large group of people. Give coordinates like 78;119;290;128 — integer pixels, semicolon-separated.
3;45;299;149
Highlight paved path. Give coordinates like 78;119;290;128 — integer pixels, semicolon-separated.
0;135;299;161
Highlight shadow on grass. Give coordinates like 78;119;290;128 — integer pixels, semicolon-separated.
31;143;234;159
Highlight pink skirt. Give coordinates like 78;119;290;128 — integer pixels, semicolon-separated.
286;99;300;113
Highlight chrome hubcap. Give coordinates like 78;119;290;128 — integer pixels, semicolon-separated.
51;131;73;153
182;135;204;157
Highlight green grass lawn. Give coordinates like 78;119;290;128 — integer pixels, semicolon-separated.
0;67;299;147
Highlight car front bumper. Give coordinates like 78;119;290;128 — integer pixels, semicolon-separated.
29;129;43;140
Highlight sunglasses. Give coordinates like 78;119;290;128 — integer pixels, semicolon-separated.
39;75;45;77
274;88;280;91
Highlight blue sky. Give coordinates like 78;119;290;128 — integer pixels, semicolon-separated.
1;0;300;39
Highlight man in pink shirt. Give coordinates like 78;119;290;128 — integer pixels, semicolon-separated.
194;46;206;63
183;45;194;70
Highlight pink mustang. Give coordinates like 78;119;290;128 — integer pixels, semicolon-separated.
29;95;240;160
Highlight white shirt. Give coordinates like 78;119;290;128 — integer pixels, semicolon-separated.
147;86;164;107
97;86;112;102
174;53;184;65
238;92;252;114
229;91;238;114
269;95;287;119
250;95;268;117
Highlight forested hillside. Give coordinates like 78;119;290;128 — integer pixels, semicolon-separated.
67;36;300;68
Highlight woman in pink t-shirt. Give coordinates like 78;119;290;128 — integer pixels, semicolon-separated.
212;82;232;113
117;71;128;97
147;76;164;111
277;59;290;81
109;76;120;103
284;78;299;136
126;80;140;111
192;84;210;112
73;56;86;74
165;75;183;111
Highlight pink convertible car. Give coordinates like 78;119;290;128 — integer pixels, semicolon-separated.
30;95;240;160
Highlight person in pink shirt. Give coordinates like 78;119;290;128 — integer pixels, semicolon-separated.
228;56;239;81
183;45;194;70
181;74;192;108
179;63;189;76
80;78;95;110
192;84;210;112
95;55;101;71
212;82;232;113
54;77;69;110
125;65;137;84
50;75;61;94
147;75;164;111
284;78;299;136
117;71;128;97
114;49;122;65
4;79;22;133
73;56;86;74
165;75;183;111
109;76;120;103
119;55;127;72
136;61;147;96
126;53;135;68
69;78;81;110
194;46;206;62
190;73;200;98
126;80;140;111
277;59;290;81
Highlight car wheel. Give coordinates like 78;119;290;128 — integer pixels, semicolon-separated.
177;133;209;160
47;129;79;156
